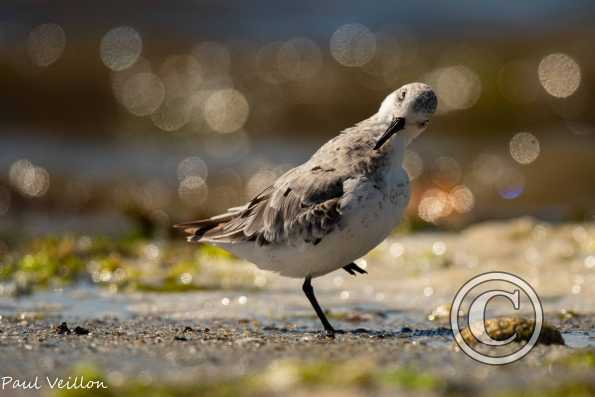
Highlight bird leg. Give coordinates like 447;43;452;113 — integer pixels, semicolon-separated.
343;262;367;276
302;276;335;337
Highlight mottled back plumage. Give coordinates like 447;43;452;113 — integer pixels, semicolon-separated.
175;116;392;246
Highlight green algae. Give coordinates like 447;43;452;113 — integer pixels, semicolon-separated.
53;359;445;397
556;350;595;369
0;235;256;295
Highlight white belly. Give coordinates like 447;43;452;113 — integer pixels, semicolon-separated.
217;169;410;278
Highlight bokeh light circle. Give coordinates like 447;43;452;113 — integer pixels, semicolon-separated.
177;156;208;181
330;23;376;67
496;168;525;200
121;72;165;116
418;189;452;223
449;185;475;213
160;54;203;100
100;26;143;71
277;37;322;80
509;132;540;165
538;53;581;98
111;57;152;104
436;65;481;110
27;23;66;67
151;97;192;131
432;156;462;189
204;89;250;133
178;176;208;207
9;159;50;198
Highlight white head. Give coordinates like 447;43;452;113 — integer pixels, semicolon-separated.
374;82;437;150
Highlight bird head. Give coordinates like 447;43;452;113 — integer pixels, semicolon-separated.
374;82;437;150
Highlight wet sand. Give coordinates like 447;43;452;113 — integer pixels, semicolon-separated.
0;315;593;397
1;218;594;396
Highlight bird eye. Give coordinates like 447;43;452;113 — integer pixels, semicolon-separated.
419;120;429;128
398;89;407;101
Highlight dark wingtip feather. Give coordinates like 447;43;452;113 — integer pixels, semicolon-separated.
174;213;240;242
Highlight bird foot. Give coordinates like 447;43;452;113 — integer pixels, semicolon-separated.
343;262;367;276
318;328;345;339
322;329;335;339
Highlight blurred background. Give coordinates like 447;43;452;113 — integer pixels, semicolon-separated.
1;0;595;242
1;6;594;395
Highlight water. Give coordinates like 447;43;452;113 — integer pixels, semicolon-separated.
563;332;595;348
3;284;593;350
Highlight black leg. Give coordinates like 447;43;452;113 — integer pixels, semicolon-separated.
302;276;335;337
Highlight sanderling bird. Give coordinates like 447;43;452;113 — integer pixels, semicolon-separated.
176;82;437;336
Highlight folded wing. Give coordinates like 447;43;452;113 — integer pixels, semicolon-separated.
175;167;347;246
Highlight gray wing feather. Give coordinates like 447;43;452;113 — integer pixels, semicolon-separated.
199;168;346;245
177;120;386;245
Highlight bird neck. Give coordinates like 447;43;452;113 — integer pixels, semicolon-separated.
387;134;408;167
369;114;410;167
345;114;411;167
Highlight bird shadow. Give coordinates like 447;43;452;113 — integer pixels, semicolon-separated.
261;325;452;339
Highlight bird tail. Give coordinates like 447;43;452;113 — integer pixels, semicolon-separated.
173;206;247;243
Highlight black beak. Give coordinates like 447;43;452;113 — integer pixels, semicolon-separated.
373;117;405;150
